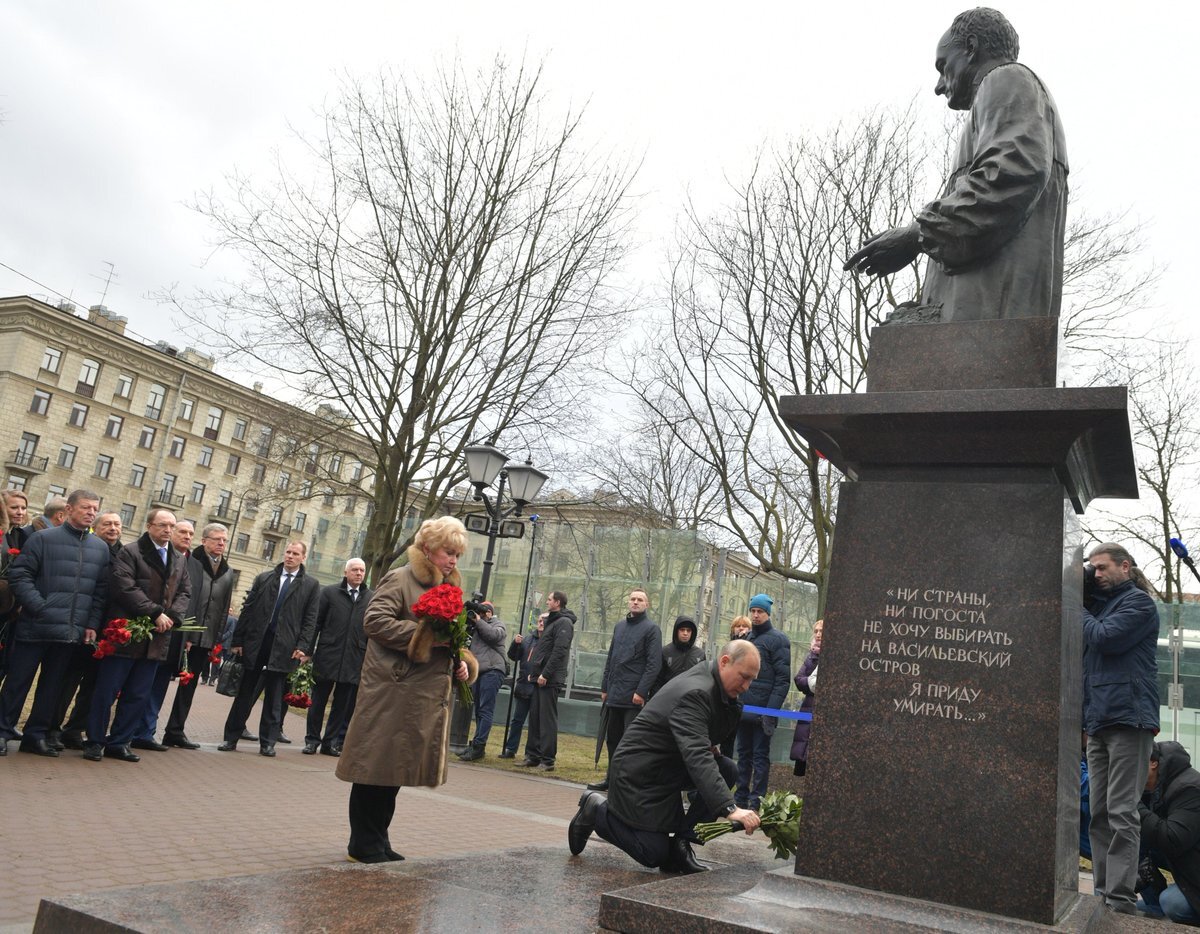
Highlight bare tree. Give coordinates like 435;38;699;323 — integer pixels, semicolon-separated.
179;58;637;582
1084;342;1200;601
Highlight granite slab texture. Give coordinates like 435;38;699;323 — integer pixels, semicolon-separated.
601;867;1160;933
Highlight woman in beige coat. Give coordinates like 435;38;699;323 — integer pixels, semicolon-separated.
336;516;475;863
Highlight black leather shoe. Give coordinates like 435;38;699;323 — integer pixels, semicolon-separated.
131;738;169;752
260;744;276;757
568;791;605;855
164;734;201;750
277;734;292;744
498;751;515;759
661;836;708;874
60;732;86;750
520;758;539;767
457;745;484;762
217;740;238;752
240;729;258;742
320;744;340;757
19;738;59;757
82;744;103;761
586;778;609;792
46;731;65;751
302;742;318;754
104;745;141;762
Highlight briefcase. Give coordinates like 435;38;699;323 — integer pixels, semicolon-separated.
215;655;244;697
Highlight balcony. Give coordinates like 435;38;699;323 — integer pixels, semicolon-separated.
261;519;292;539
208;506;239;525
151;490;185;509
5;450;49;475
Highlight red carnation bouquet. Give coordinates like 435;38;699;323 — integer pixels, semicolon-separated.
285;661;315;708
411;584;473;705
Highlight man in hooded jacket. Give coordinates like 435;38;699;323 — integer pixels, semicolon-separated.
658;615;705;689
1137;741;1200;923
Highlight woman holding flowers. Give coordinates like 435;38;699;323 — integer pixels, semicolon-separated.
336;516;477;863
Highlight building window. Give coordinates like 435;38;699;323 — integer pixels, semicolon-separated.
191;481;205;505
322;489;334;506
161;474;177;496
329;453;343;476
316;517;330;537
169;436;186;459
226;453;241;476
270;505;284;526
57;444;77;469
277;470;291;492
179;397;195;421
17;433;39;460
119;503;136;526
130;463;146;488
138;425;156;449
304;443;319;473
350;461;364;482
104;414;123;439
343;497;355;514
67;402;89;428
365;501;375;519
6;475;27;491
76;358;100;397
216;489;233;516
252;463;266;484
301;479;313;498
145;383;166;420
234;533;250;554
256;427;273;456
338;524;351;544
30;390;51;416
95;454;113;479
114;374;134;399
261;539;277;561
232;417;248;442
204;406;224;440
198;445;213;468
293;512;307;533
46;484;67;502
40;346;63;373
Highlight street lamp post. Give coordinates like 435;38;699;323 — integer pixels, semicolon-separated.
451;444;548;753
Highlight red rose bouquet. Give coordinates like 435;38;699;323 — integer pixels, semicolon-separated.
411;584;473;705
285;660;315;708
93;616;153;658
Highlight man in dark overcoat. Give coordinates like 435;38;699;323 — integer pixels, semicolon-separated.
567;640;762;872
304;558;371;756
220;540;320;756
85;508;191;762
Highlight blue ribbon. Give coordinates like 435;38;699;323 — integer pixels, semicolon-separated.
742;704;811;721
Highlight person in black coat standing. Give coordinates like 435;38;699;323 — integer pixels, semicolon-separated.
523;591;575;771
304;558;371;757
500;613;543;759
219;541;320;756
567;641;763;872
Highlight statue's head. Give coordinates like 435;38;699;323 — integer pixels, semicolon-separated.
935;8;1020;111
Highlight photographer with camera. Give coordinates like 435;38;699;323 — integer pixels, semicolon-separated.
457;598;507;762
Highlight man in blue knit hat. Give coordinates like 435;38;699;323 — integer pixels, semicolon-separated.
734;593;791;811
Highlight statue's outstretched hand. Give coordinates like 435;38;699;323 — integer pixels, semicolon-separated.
844;224;921;276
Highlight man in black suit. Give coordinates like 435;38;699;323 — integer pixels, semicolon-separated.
219;540;320;756
304;558;371;756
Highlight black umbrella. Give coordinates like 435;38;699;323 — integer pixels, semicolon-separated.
593;701;610;766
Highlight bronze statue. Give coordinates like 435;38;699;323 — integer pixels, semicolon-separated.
844;8;1068;324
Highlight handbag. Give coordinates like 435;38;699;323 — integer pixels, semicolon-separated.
216;654;245;697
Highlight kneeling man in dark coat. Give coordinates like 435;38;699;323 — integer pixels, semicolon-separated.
568;640;762;872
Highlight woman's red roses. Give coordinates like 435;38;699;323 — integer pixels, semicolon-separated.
411;584;464;621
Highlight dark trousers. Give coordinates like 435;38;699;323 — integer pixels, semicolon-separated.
165;644;210;739
306;679;357;746
526;684;561;765
49;643;96;735
136;661;171;741
348;783;400;859
88;655;159;747
222;638;287;746
604;705;640;763
735;719;773;808
503;692;532;755
0;640;73;741
469;668;504;749
61;655;99;738
595;755;738;867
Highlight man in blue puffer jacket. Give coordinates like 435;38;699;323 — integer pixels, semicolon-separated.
0;490;109;756
735;593;791;811
1082;542;1159;917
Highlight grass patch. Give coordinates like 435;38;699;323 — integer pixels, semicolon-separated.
461;729;609;785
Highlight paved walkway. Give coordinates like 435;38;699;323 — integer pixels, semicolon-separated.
0;682;587;929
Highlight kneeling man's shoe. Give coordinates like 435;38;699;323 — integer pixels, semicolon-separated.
662;836;708;875
586;778;609;792
568;791;605;855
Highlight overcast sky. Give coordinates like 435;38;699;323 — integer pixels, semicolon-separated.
3;0;1193;349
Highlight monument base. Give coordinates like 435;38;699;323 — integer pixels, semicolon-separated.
600;866;1135;933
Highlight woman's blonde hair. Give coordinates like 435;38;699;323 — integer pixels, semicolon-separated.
415;516;468;557
729;614;751;638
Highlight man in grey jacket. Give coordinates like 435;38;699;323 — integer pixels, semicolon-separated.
458;600;507;761
588;589;662;792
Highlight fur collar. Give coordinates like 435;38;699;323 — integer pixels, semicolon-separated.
405;543;463;589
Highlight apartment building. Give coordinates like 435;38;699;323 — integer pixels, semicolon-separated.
0;295;376;597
